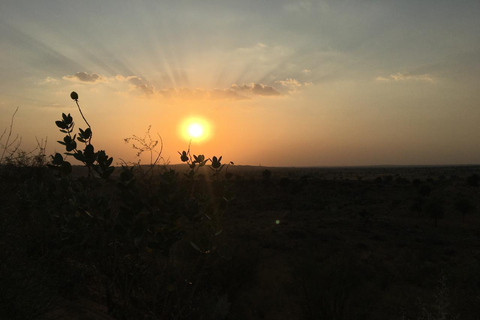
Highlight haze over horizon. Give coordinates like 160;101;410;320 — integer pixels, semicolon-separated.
1;0;480;167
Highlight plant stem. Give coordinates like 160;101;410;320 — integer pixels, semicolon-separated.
75;99;93;143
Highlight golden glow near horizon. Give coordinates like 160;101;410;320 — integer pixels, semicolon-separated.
180;117;211;142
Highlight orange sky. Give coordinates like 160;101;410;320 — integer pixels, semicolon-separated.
1;1;480;166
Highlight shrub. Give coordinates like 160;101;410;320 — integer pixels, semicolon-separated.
0;106;47;168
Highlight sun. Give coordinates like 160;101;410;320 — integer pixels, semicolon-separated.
188;123;204;138
179;117;211;142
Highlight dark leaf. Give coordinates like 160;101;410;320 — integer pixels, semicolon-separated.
66;140;77;152
85;144;94;156
55;121;67;129
178;151;189;162
73;151;84;162
194;154;205;163
52;153;63;165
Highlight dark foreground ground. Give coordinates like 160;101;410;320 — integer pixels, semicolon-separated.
1;165;480;320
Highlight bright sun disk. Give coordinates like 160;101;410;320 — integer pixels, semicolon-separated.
179;117;211;142
188;123;204;138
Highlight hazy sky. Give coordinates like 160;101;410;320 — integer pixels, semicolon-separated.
1;0;480;166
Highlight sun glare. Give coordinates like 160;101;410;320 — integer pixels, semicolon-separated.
188;123;204;138
180;117;211;142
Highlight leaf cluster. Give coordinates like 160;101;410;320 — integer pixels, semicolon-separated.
49;94;114;179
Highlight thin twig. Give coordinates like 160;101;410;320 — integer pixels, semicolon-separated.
0;106;19;163
144;133;164;176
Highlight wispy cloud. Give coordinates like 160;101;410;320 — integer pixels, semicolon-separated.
376;72;435;82
275;78;313;93
150;82;282;100
234;83;281;96
38;77;59;85
155;83;280;101
62;72;287;100
116;75;154;96
276;78;302;93
209;88;249;101
158;88;207;100
63;72;108;83
236;43;269;54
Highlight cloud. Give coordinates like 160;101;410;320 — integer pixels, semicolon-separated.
144;83;280;101
392;73;434;82
115;74;284;100
116;75;155;96
115;75;141;83
60;72;302;100
38;77;59;85
155;87;248;101
236;43;268;54
275;78;313;93
276;78;302;93
131;83;155;96
233;83;281;96
376;72;435;82
63;72;108;83
156;87;206;100
209;88;249;101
